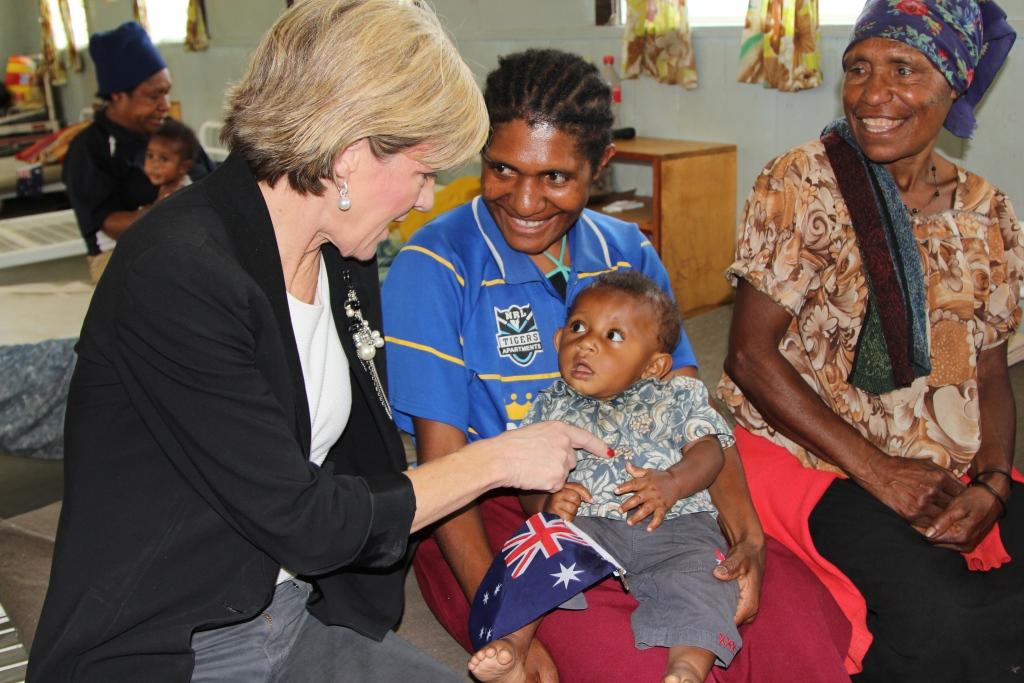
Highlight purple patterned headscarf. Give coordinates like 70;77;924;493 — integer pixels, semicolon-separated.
848;0;1016;138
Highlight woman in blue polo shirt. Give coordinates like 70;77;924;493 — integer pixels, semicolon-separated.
382;49;851;682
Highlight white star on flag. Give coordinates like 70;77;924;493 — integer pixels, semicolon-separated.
550;562;584;589
468;512;623;651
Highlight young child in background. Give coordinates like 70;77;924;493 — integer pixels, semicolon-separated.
144;118;199;202
470;271;740;683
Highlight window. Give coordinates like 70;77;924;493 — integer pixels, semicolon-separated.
596;0;624;26
818;0;868;25
690;0;867;27
45;0;88;51
599;0;868;28
688;0;746;27
146;0;190;45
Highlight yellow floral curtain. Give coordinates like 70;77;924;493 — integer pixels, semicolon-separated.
38;0;67;85
185;0;210;52
132;0;150;33
56;0;84;72
737;0;822;92
622;0;697;90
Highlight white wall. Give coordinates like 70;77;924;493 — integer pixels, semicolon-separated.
0;0;285;130
54;0;285;129
3;0;1021;218
434;0;1024;219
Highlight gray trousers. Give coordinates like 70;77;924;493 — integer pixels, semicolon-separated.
190;579;465;682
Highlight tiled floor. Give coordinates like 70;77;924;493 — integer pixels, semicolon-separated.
0;455;62;520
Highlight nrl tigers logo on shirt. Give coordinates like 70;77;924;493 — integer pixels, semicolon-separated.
494;304;543;367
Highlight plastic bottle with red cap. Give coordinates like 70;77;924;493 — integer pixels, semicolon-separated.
600;55;634;140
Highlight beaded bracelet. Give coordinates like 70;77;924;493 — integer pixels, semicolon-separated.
969;479;1008;519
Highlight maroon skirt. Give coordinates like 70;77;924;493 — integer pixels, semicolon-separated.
412;493;851;682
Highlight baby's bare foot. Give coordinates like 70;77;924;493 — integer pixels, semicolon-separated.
468;638;528;683
663;645;713;683
663;668;702;683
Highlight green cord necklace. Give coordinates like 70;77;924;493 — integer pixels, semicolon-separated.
542;235;571;282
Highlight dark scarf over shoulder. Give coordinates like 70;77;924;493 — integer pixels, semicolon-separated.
820;118;930;394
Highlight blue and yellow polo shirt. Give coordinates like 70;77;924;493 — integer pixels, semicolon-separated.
381;197;697;442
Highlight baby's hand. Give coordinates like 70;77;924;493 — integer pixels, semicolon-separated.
615;462;686;531
543;483;592;523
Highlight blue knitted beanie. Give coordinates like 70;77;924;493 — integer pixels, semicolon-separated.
89;21;166;96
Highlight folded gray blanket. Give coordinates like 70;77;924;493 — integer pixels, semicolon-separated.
0;338;76;459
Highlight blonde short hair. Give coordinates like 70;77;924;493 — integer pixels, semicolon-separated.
222;0;487;195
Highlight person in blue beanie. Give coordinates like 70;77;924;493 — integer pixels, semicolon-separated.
62;21;213;283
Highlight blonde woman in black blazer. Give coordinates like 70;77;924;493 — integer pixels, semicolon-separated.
28;2;605;681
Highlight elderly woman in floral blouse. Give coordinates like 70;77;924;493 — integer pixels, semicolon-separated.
718;0;1023;680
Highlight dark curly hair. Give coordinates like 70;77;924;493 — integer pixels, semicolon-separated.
151;118;200;164
483;49;614;170
571;270;681;354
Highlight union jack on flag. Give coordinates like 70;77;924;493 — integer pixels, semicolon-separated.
469;512;622;650
502;514;591;579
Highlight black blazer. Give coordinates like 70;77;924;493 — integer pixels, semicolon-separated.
29;154;416;682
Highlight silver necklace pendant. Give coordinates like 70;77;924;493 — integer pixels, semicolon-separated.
342;283;392;420
344;288;385;361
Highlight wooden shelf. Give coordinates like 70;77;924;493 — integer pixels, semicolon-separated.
594;195;653;235
613;137;736;161
594;136;737;317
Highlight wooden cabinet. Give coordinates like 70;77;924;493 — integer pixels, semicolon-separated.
595;137;737;318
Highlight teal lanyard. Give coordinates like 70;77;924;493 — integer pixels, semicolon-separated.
542;235;571;282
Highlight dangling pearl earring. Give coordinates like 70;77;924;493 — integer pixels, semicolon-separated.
337;180;352;211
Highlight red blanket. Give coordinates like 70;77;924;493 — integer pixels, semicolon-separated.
735;426;1022;675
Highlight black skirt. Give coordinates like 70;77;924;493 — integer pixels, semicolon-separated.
809;478;1024;683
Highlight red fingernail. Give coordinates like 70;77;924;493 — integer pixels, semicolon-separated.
606;448;615;458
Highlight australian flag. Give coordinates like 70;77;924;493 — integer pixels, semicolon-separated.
469;512;623;650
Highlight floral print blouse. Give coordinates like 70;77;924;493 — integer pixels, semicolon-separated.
522;376;734;520
717;139;1023;476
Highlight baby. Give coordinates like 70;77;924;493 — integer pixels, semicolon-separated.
144;118;199;202
470;270;740;683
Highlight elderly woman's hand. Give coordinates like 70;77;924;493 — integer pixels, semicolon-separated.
858;454;966;528
924;485;1005;552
